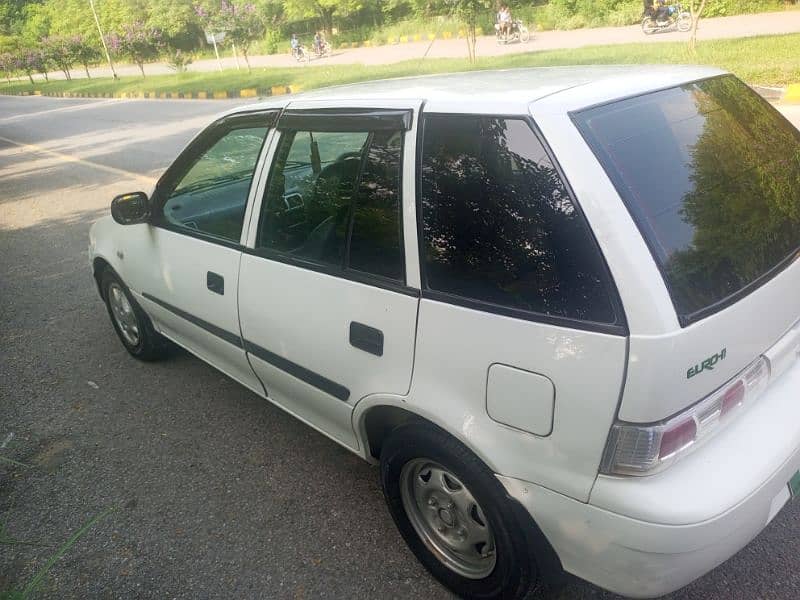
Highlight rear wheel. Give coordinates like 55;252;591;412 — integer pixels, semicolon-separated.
381;424;558;599
101;269;169;361
677;12;693;32
642;17;657;34
520;28;531;43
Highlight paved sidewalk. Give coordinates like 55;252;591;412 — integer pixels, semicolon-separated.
36;9;800;81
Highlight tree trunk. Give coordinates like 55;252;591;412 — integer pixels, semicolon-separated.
139;62;146;78
243;50;251;73
320;8;335;36
84;63;91;79
28;73;34;84
689;0;707;52
43;71;48;82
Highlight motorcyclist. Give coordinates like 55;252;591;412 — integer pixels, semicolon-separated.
497;5;512;38
655;0;670;20
643;0;669;20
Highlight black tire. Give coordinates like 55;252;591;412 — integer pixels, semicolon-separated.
380;424;561;599
101;269;169;361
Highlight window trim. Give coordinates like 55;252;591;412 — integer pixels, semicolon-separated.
149;110;279;246
416;112;628;337
253;118;409;289
569;74;800;327
277;107;413;132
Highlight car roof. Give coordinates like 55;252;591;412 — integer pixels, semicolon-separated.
233;65;726;116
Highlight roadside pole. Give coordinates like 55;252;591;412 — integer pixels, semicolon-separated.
88;0;118;79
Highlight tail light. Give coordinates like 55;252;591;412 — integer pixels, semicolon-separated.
601;356;770;476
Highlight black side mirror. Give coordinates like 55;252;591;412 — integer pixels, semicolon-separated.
111;191;150;225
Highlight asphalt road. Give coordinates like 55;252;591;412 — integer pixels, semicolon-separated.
1;95;799;600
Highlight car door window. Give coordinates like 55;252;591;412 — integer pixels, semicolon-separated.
160;125;268;243
258;127;404;281
420;114;617;324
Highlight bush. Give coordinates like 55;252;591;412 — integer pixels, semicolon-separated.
166;49;193;72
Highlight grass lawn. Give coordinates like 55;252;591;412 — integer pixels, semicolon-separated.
2;33;799;98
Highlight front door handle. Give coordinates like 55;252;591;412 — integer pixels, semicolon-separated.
207;271;224;295
350;322;384;357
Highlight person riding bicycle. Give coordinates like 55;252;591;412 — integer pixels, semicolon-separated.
291;33;301;58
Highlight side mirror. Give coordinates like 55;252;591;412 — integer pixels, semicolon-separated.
111;191;150;225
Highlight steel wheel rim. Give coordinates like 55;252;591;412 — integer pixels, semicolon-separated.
400;458;496;579
108;282;140;346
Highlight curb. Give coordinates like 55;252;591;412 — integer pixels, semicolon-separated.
0;85;298;100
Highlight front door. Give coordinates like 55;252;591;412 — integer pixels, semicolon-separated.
129;111;277;395
237;104;421;449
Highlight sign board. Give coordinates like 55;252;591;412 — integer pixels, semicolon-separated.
205;31;226;44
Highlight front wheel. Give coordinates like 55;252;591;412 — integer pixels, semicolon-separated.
381;425;557;599
101;269;169;361
519;27;531;43
677;12;693;32
642;16;658;35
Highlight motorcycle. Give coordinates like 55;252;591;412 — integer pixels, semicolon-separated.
642;4;692;34
291;44;310;63
495;19;531;45
313;40;330;58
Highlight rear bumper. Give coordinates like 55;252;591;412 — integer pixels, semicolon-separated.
499;355;800;598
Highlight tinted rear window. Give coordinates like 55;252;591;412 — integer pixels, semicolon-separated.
420;115;618;326
575;76;800;323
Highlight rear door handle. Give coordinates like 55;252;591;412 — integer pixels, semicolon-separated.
207;271;224;295
349;322;384;357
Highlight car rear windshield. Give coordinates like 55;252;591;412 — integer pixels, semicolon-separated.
574;75;800;324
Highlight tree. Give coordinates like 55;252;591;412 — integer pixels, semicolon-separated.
220;2;265;72
687;0;708;51
148;0;204;50
283;0;363;35
74;36;101;78
16;48;48;83
41;36;82;80
109;22;163;78
0;52;15;83
451;0;491;62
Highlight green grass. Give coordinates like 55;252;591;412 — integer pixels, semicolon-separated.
3;33;799;98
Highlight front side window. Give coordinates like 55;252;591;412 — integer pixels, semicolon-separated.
159;125;268;242
420;115;616;325
257;127;404;281
574;75;800;322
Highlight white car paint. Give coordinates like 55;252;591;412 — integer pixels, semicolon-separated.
89;66;800;599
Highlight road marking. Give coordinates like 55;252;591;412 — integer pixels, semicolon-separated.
0;98;127;124
0;134;157;186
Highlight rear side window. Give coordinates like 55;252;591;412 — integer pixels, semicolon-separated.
574;75;800;323
419;115;617;326
258;127;404;282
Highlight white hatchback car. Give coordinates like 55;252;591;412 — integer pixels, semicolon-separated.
89;66;800;599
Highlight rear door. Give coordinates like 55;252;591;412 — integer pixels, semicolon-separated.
238;101;422;449
407;113;629;500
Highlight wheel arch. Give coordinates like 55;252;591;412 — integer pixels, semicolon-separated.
353;397;498;474
363;399;567;592
92;256;114;300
